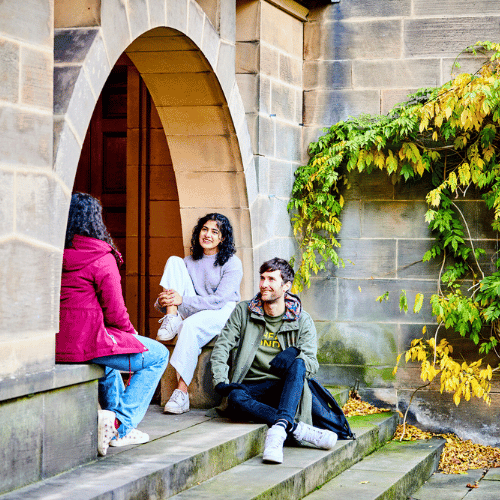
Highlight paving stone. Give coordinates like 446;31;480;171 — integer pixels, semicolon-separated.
411;469;483;500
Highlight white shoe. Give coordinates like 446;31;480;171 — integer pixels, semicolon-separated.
262;424;287;464
164;389;190;414
97;409;118;456
293;421;337;449
109;428;149;447
157;313;182;341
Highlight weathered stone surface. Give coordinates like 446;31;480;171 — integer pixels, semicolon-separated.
305;20;403;61
82;31;112;98
254;156;269;194
53;117;80;188
54;28;99;64
303;89;380;126
268;160;293;198
53;65;81;115
404;17;500;58
0;0;52;46
219;0;236;42
0;169;14;236
275;121;301;162
258;114;274;157
260;44;279;79
216;42;236;98
166;0;188;34
21;47;52;110
352;59;440;89
54;0;101;29
332;238;397;279
308;0;411;21
361;201;431;239
271;81;297;123
187;0;205;48
279;53;302;87
101;0;132;65
128;0;150;41
397;239;440;280
0;104;52;168
149;0;167;29
0;395;43;494
202;20;220;69
259;74;271;115
338;200;362;239
253;196;293;243
0;241;61;334
381;88;418;114
235;41;259;74
0;39;19;103
454;199;497;239
16;172;68;249
235;73;258;113
412;0;500;16
303;60;352;91
43;382;98;477
261;1;302;57
343;169;394;200
236;0;259;42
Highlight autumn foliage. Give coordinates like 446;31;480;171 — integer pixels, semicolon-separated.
289;42;500;406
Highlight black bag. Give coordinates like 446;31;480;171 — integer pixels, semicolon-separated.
308;378;355;440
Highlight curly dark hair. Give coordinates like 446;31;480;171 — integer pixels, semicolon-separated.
259;258;295;284
65;192;119;258
190;213;236;267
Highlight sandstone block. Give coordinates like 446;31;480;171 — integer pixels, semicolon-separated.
0;39;19;103
82;31;111;100
353;58;440;89
236;0;260;42
0;169;13;236
21;47;52;110
126;32;197;52
258;114;275;157
0;0;51;46
261;1;302;57
268;159;293;198
260;44;279;79
149;0;167;29
127;49;209;74
303;89;380;127
303;60;352;91
243;156;258;207
380;88;418;115
343;169;395;201
101;0;132;64
202;21;220;69
157;105;230;136
236;41;259;74
404;17;500;58
275;121;303;163
148;236;185;275
279;53;302;87
304;19;402;61
16;172;68;249
55;0;101;28
0;104;52;168
397;239;442;280
53;117;80;188
271;81;297;123
187;0;205;48
361;201;431;239
254;155;269;194
308;0;411;21
259;74;271;115
149;200;183;238
219;0;236;42
166;0;188;34
413;0;500;16
216;41;236;98
128;0;150;41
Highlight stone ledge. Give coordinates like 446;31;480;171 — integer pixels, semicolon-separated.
0;363;104;403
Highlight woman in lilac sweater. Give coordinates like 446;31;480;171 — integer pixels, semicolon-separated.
58;193;168;456
155;213;243;414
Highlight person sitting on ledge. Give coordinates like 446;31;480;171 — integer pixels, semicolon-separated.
57;192;169;456
155;213;243;414
210;257;339;464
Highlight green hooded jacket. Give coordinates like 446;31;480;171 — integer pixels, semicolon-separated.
211;292;318;425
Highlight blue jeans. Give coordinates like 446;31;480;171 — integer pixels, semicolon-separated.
227;358;306;429
91;335;169;437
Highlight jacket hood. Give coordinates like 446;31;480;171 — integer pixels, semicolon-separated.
63;235;123;271
248;291;302;321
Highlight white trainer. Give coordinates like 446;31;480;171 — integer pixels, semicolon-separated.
293;421;337;449
262;424;287;464
97;409;118;456
164;389;190;414
109;428;149;447
157;313;182;341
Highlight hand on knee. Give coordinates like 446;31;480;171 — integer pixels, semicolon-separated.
269;347;300;377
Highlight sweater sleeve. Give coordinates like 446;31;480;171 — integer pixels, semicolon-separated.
178;256;243;317
94;254;135;334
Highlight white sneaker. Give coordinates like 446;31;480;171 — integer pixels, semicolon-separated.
109;428;149;447
157;313;182;341
97;409;118;456
164;389;190;414
262;424;287;464
293;421;337;449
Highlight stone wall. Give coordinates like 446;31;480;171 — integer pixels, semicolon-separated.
302;0;500;444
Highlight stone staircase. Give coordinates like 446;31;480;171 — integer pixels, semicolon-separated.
0;389;445;500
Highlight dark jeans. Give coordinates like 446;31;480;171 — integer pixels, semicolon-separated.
227;358;306;427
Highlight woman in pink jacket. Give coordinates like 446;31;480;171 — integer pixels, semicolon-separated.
57;192;169;456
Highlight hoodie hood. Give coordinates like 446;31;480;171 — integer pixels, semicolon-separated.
248;291;302;321
63;235;123;272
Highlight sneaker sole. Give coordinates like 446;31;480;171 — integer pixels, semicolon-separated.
163;406;190;414
156;333;177;341
262;454;283;464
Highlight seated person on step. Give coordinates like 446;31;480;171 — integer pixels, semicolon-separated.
210;257;338;464
155;213;243;414
57;192;169;456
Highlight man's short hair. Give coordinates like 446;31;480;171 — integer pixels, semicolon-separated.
259;258;295;284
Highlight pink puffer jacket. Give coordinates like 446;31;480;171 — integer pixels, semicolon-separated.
56;235;147;362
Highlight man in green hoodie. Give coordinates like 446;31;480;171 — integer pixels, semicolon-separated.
211;257;337;464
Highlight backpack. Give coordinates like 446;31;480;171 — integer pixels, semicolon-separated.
308;378;355;440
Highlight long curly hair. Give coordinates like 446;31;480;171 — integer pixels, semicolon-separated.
65;192;119;259
190;213;236;267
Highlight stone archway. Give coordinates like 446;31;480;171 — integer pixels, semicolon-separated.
54;0;258;298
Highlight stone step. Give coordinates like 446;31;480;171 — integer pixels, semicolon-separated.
304;437;445;500
166;413;399;500
325;385;350;407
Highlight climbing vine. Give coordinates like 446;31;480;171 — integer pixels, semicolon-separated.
288;41;500;406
